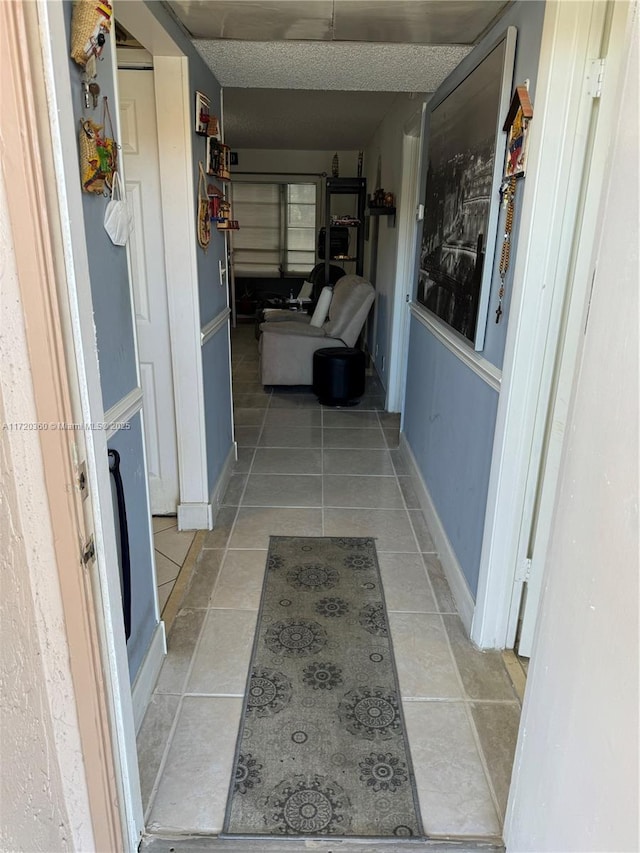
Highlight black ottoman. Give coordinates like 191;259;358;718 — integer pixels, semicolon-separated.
313;347;366;406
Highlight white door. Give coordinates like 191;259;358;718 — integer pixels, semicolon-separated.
118;68;179;514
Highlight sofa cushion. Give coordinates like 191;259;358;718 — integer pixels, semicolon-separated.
323;275;374;344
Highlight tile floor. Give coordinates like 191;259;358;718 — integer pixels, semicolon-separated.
138;324;521;845
152;517;196;614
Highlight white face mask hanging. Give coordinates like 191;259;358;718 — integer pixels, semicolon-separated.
104;171;133;246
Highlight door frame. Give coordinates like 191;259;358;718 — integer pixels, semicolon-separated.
34;0;212;844
116;5;212;532
388;106;424;415
36;1;144;846
515;0;632;656
472;0;629;648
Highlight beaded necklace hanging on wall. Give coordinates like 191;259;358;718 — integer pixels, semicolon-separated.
496;83;534;323
496;176;517;323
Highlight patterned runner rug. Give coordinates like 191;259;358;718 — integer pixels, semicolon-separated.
223;536;423;840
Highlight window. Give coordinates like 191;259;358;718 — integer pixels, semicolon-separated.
232;182;317;276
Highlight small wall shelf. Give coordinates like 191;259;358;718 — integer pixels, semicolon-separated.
368;206;396;227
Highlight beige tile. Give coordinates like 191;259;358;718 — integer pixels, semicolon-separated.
222;473;248;506
471;701;521;821
152;516;177;534
181;549;223;609
137;693;180;812
234;426;262;447
378;411;401;428
378;553;437;613
324;508;417;552
242;473;322;507
423;553;457;613
157;581;173;615
322;427;387;449
233;407;265;426
269;392;319;408
409;510;436;552
323;475;404;509
232;447;255;473
397;476;420;509
154;526;196;566
233;363;260;379
264;408;321;427
322;409;381;428
252;448;322;475
403;701;501;837
383;427;400;448
389;612;462;699
389;448;410;475
443;615;518;702
232;377;264;391
502;650;527;703
155;608;207;694
259;425;322;448
356;394;385;410
322;449;394;476
202;506;238;550
233;393;268;409
148;696;242;834
212;550;267;610
229;507;323;550
187;609;257;695
155;551;181;587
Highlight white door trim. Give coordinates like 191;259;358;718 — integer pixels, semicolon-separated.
154;55;211;530
37;2;144;846
117;7;212;532
516;0;634;656
471;0;609;649
387;124;422;414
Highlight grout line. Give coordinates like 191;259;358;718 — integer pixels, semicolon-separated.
436;609;505;827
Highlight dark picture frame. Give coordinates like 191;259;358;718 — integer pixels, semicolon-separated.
416;27;517;350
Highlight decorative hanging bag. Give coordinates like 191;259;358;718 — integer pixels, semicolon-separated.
197;162;211;251
104;171;133;246
70;0;113;67
97;96;118;189
78;97;117;195
79;118;105;194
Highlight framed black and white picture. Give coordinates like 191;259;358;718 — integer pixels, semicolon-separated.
416;27;517;350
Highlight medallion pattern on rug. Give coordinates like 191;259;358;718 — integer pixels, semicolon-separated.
224;536;423;839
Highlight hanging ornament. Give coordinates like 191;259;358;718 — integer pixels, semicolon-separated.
332;152;339;178
496;176;516;323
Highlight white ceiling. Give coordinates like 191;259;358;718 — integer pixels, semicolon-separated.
195;40;471;91
164;0;511;149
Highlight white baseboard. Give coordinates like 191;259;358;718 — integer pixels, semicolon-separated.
178;501;213;531
399;433;475;635
131;620;166;733
209;442;236;522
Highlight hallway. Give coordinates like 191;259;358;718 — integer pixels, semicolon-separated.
137;324;521;845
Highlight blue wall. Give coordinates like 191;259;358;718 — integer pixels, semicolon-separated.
108;414;156;680
65;5;137;414
147;1;234;494
65;0;233;683
64;3;155;683
403;0;546;597
202;332;234;494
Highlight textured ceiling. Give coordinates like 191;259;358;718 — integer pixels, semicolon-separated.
165;0;510;149
167;1;510;44
195;40;471;91
223;89;408;149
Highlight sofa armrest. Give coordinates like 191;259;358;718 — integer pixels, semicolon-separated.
260;325;346;386
259;320;326;337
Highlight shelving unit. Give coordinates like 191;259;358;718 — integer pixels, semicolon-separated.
322;177;366;284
